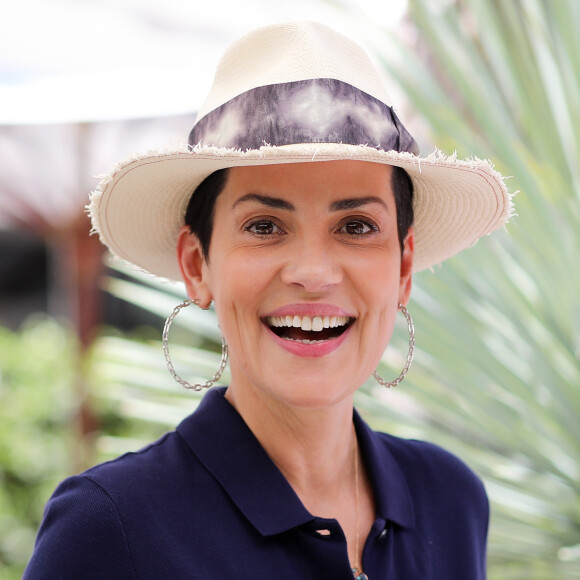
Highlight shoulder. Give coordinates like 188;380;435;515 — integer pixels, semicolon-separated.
24;474;137;578
375;431;489;517
378;432;484;484
53;429;199;526
80;430;186;490
25;430;193;578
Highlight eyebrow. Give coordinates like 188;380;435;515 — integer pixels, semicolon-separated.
329;196;389;212
233;193;388;212
233;193;295;210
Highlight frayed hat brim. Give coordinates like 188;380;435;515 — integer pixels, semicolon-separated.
88;142;513;281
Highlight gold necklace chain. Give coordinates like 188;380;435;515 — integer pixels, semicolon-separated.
351;433;369;580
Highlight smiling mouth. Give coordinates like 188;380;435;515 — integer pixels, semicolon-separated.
264;315;354;344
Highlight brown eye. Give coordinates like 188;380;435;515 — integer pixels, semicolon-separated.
340;220;377;236
246;220;283;236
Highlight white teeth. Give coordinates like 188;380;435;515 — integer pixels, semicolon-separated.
266;315;351;331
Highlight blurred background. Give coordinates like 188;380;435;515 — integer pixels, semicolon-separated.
0;0;578;578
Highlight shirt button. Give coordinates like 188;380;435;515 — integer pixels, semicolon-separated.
378;528;389;540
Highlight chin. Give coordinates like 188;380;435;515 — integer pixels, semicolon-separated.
268;375;359;411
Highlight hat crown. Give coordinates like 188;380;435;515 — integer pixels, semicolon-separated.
195;21;394;122
190;21;417;154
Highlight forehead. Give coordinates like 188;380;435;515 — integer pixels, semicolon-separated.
223;160;394;204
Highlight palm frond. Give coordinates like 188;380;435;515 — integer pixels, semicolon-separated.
366;0;580;576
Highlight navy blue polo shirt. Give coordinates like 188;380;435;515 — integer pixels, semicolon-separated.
25;388;488;579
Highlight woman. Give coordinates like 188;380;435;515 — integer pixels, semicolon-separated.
25;22;512;579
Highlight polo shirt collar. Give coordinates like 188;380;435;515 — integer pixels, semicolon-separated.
354;409;415;528
177;388;414;536
177;388;311;536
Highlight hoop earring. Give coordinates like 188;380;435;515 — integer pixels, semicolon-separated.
373;304;415;388
162;299;228;391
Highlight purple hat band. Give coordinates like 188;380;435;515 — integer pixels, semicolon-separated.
189;78;419;155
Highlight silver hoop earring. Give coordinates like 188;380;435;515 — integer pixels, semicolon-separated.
162;299;228;391
373;304;415;388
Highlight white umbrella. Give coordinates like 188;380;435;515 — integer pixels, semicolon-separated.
0;0;406;124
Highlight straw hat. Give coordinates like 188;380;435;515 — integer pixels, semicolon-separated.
88;21;512;280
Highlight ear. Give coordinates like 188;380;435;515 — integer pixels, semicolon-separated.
177;226;213;308
398;227;414;306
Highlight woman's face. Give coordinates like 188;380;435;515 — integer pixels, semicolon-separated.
179;160;414;410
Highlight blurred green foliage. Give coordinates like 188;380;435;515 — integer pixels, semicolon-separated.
376;0;580;577
0;317;78;578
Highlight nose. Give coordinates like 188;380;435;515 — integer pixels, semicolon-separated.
280;235;343;293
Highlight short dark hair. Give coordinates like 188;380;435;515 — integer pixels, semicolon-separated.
184;165;414;260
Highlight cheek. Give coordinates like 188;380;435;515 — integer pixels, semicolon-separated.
206;250;277;330
211;251;271;293
354;248;402;298
353;252;401;346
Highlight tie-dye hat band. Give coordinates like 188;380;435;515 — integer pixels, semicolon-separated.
88;21;512;280
189;78;419;154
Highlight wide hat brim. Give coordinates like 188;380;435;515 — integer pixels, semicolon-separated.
88;141;512;281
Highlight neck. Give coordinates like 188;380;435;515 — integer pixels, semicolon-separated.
225;381;356;499
225;379;374;575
